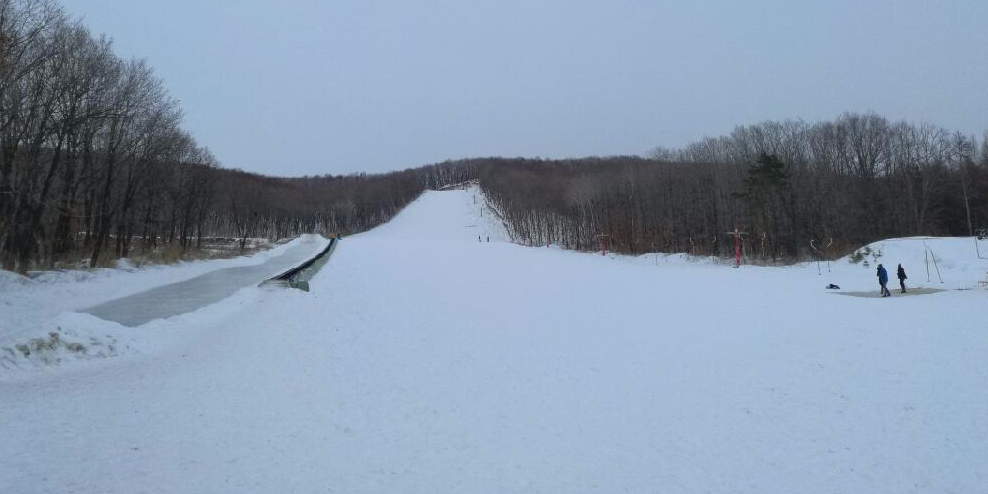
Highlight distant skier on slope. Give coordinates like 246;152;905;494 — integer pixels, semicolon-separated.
897;264;907;293
877;264;891;297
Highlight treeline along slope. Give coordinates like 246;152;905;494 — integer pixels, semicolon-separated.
4;1;986;271
480;114;988;260
0;0;473;271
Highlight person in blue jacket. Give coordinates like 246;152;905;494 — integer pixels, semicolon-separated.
877;264;891;297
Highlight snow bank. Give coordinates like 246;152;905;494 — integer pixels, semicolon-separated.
0;236;319;372
564;235;988;292
836;236;988;288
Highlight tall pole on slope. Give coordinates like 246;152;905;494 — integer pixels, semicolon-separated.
598;234;611;256
810;239;822;275
925;250;931;282
929;248;943;283
724;227;747;268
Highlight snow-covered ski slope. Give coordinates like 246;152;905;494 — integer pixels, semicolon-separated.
1;187;986;494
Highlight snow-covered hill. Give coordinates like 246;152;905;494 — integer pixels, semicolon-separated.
834;236;988;288
1;187;985;494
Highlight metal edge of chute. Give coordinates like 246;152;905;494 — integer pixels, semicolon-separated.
260;235;339;291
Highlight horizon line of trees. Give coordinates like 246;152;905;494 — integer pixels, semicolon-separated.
479;113;988;260
0;0;477;273
5;1;987;272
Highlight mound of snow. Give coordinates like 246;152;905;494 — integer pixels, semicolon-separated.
837;236;988;289
0;313;132;371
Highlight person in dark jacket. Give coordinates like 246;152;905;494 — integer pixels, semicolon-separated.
897;264;907;293
877;264;891;297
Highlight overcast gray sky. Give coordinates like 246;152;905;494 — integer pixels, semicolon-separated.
62;0;988;176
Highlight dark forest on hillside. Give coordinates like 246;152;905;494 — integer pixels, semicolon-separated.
0;0;474;271
3;0;986;272
480;115;988;260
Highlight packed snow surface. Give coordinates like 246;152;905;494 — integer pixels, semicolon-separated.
1;187;986;493
82;235;328;327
